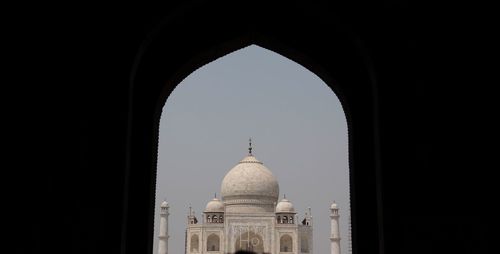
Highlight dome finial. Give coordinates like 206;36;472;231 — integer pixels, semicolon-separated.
248;137;253;156
284;193;286;199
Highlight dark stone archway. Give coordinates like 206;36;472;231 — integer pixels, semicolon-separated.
7;1;493;254
125;2;380;254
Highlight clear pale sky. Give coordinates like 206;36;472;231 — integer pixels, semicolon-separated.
153;45;350;254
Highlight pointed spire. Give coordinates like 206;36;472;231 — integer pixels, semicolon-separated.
283;193;286;199
248;137;253;156
214;192;217;198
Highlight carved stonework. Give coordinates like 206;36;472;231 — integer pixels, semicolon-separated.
177;153;320;254
231;223;267;239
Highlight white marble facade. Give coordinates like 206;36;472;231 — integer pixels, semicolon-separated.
186;147;314;254
159;143;339;254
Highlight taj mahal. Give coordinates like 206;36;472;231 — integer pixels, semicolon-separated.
158;140;341;254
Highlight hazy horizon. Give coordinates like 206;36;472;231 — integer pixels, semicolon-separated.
153;45;351;254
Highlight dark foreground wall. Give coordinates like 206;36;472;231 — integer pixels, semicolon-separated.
5;1;494;254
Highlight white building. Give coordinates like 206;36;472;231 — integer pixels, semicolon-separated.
158;142;340;254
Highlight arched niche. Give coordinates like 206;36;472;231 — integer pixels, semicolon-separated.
280;234;293;252
190;234;199;253
234;231;264;254
206;234;220;252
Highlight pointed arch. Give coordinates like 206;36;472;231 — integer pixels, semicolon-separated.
234;231;264;253
125;4;383;254
280;234;293;252
206;234;220;251
190;234;199;252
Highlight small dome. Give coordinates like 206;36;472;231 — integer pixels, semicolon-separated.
276;198;295;213
161;201;169;208
205;198;224;212
330;202;338;209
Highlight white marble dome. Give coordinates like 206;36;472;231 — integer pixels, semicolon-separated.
161;201;169;207
221;155;279;211
276;198;295;213
205;198;224;212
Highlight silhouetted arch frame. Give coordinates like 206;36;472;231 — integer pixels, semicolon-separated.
122;2;383;254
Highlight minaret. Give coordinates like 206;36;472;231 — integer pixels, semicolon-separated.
187;205;198;225
304;207;313;253
159;201;170;254
330;201;341;254
305;207;313;226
